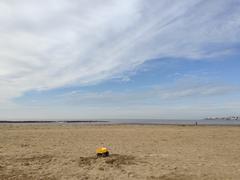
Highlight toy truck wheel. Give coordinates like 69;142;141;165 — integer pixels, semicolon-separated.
97;153;102;157
103;151;109;157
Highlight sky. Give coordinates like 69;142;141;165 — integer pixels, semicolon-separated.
0;0;240;120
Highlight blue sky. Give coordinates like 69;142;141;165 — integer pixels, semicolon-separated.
0;0;240;120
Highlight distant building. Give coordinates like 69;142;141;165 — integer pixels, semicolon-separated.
205;116;240;120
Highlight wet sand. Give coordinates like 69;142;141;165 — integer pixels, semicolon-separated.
0;124;240;179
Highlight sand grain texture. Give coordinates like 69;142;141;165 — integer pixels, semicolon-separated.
0;124;240;179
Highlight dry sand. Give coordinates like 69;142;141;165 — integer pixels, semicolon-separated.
0;124;240;180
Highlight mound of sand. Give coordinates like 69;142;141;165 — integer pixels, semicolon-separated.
79;154;137;169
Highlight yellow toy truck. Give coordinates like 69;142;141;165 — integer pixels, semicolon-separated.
96;147;109;157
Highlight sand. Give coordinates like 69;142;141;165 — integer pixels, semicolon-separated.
0;124;240;180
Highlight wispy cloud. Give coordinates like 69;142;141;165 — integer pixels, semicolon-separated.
0;0;240;102
36;77;238;107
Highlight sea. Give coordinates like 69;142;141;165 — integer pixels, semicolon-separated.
1;119;240;125
109;119;240;125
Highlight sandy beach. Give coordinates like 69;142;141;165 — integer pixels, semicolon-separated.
0;124;240;180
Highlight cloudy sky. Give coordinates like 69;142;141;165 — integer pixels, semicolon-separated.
0;0;240;120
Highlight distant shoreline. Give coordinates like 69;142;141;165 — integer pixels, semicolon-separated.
1;120;240;126
0;120;109;124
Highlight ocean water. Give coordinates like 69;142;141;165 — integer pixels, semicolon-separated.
1;119;240;125
109;119;240;125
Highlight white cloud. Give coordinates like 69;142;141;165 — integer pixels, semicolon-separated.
0;0;240;102
16;73;235;110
